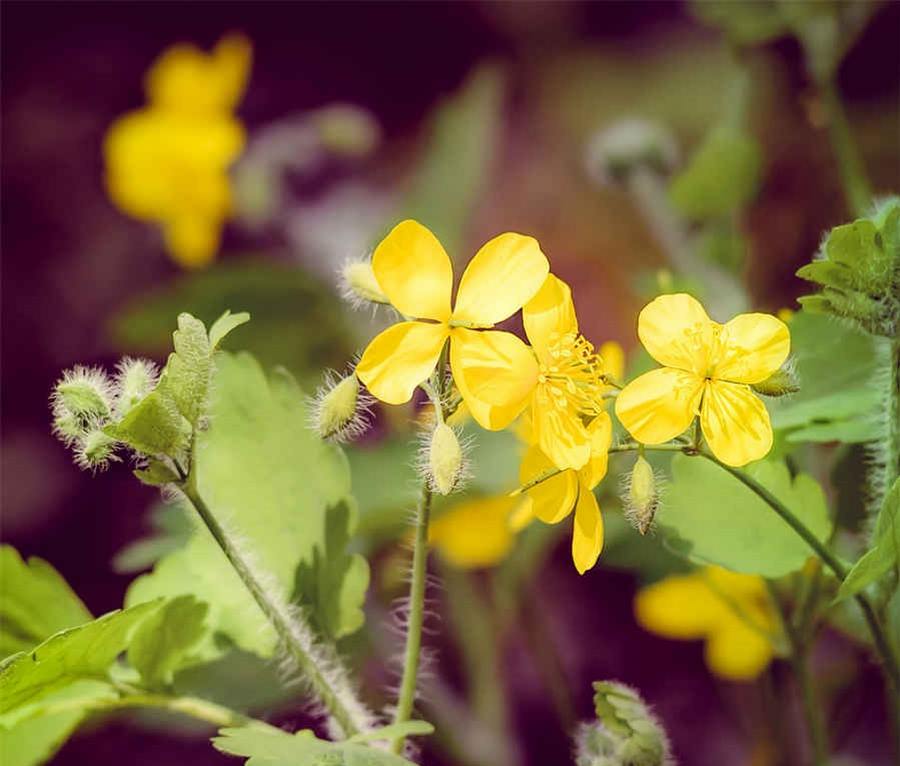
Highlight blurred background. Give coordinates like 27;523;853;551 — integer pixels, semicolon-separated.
2;2;899;765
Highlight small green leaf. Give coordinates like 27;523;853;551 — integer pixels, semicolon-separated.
133;459;180;487
347;720;434;744
835;479;900;602
209;311;251;350
0;547;92;659
127;596;209;689
113;502;193;574
659;454;832;577
213;725;419;765
105;383;191;457
165;313;213;427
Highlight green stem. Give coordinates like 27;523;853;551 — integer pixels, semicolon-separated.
820;79;872;217
177;471;366;738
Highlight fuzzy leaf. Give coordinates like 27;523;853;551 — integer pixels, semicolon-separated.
659;454;832;577
835;479;900;602
165;313;213;426
105;382;191;457
126;353;366;658
0;547;91;658
213;725;419;765
209;310;251;350
127;596;209;689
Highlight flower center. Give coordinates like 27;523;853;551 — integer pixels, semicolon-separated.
536;331;605;415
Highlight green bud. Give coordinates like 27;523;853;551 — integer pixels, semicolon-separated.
428;422;463;496
339;260;390;308
751;365;800;398
115;357;159;415
75;427;118;472
626;455;658;535
51;366;114;445
312;373;370;442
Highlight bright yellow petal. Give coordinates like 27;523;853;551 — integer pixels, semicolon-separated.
579;413;612;489
704;614;774;681
532;389;592;470
210;35;253;110
615;368;703;444
513;408;536;446
700;381;773;467
637;293;713;374
428;495;518;569
571;485;603;574
450;328;537;428
599;341;625;385
712;313;791;384
523;274;577;353
508;497;535;532
355;321;448;405
520;446;578;524
371;220;453;321
163;216;221;269
452;233;549;325
634;572;728;639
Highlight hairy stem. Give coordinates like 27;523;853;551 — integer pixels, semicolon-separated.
820;79;872;218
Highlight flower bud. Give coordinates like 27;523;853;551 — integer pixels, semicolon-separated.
311;372;371;442
339;259;389;308
625;455;658;535
51;366;114;445
74;427;119;472
427;422;463;496
751;364;799;398
585;119;678;186
115;357;159;415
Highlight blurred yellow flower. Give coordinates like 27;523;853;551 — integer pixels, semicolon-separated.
634;566;779;681
103;35;252;269
615;294;789;467
355;220;549;414
428;495;523;569
517;412;612;574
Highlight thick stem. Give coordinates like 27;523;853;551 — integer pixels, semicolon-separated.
820;79;872;218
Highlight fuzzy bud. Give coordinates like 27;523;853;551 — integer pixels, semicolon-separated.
751;365;800;398
428;422;463;496
312;372;371;442
51;366;114;445
115;357;159;415
586;119;678;186
339;259;390;308
74;427;119;472
625;455;658;535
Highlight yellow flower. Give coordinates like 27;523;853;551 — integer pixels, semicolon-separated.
428;495;522;569
355;220;549;415
103;35;252;269
615;294;789;467
634;566;779;681
517;412;612;574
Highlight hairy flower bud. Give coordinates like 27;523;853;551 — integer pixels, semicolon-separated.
625;455;658;535
751;364;800;398
427;422;463;496
311;372;371;442
51;366;115;445
74;427;119;472
339;259;389;308
115;357;159;415
585;119;678;186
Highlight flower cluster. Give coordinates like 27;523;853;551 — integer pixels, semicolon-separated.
104;35;252;268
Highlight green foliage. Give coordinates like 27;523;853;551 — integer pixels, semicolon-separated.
768;311;881;443
659;454;831;577
127;596;209;689
113;502;193;573
127;352;368;657
0;546;92;658
797;198;900;337
213;725;422;766
105;384;191;458
835;479;900;602
669;127;761;221
109;260;354;387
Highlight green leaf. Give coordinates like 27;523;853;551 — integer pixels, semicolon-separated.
768;311;881;443
0;601;159;715
209;311;251;350
126;353;366;658
213;725;419;765
127;596;209;689
165;313;214;427
690;0;790;45
0;547;91;658
659;454;831;577
835;479;900;602
113;503;193;574
105;383;191;457
133;459;180;487
347;721;434;744
669;127;761;220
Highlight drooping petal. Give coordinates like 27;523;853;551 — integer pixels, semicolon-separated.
704;614;774;681
637;293;714;375
712;313;790;384
453;233;549;325
615;368;703;444
634;573;728;639
450;328;537;429
428;495;518;569
519;446;578;524
571;485;603;574
580;412;612;489
523;274;578;354
700;380;773;467
356;321;448;405
532;390;592;471
371;220;453;321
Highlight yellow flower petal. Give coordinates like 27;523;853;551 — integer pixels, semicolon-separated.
513;408;536;446
579;413;612;489
453;233;549;325
634;572;728;639
571;485;603;574
428;495;518;569
615;368;703;444
450;328;537;428
372;220;453;321
356;321;448;405
599;340;625;385
508;497;535;532
523;274;577;354
704;613;774;681
637;293;713;375
531;391;591;470
700;381;773;467
713;313;791;384
163;216;221;269
520;446;578;524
